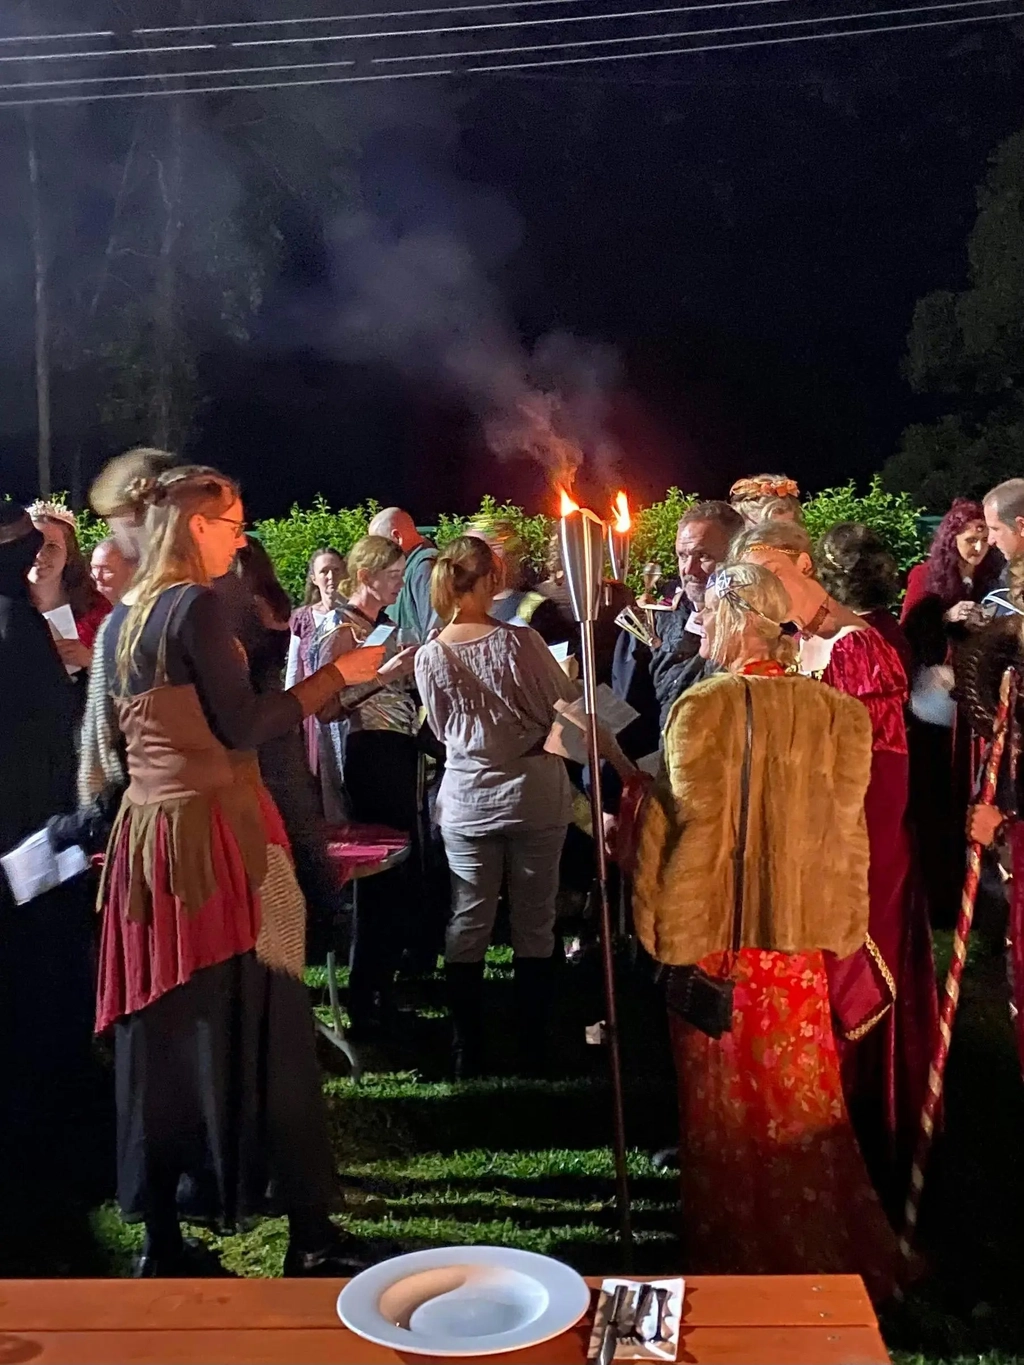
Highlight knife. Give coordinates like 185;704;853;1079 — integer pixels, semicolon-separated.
595;1283;628;1365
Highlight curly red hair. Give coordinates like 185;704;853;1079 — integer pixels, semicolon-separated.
924;499;1001;608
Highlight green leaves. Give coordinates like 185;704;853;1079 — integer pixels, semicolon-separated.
802;477;927;574
253;495;380;603
55;479;928;603
436;495;553;575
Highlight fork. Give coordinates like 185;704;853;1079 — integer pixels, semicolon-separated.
621;1283;654;1345
650;1286;672;1345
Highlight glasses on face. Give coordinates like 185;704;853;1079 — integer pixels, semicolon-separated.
210;516;248;537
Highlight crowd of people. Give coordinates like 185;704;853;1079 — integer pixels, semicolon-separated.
2;452;1024;1296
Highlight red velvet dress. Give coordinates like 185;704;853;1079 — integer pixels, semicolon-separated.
802;626;939;1208
671;661;899;1301
75;595;112;650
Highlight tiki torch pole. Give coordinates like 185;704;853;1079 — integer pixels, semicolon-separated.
607;499;633;942
559;501;634;1258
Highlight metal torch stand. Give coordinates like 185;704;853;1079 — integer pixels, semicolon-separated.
580;617;634;1259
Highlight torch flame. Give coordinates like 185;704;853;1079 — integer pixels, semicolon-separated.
611;490;631;534
558;486;580;517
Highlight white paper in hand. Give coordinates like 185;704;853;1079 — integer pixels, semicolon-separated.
43;603;82;674
558;685;638;738
362;623;397;648
544;715;588;766
548;641;571;663
1;828;88;906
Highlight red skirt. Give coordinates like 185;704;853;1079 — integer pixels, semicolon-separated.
671;949;899;1304
96;789;291;1034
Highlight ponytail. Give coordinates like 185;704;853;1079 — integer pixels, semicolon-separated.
431;535;502;623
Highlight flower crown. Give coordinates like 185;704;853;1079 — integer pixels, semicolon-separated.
26;499;76;529
729;476;800;502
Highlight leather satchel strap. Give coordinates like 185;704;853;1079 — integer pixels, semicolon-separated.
730;681;755;955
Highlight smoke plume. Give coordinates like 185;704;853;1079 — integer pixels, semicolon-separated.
328;142;623;491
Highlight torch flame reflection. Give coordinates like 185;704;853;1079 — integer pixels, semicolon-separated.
611;491;631;534
559;487;580;517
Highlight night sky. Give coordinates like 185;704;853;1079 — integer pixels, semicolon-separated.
0;6;1021;518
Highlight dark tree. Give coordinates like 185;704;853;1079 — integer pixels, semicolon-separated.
884;127;1024;510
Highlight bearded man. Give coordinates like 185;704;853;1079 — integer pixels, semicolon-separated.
612;500;743;760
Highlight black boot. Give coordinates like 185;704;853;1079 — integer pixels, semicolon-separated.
513;955;555;1079
445;961;485;1079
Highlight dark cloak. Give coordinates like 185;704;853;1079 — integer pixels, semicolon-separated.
0;506;97;1193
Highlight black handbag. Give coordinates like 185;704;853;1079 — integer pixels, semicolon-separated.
665;681;754;1039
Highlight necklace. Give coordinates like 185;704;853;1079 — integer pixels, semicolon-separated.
800;601;830;638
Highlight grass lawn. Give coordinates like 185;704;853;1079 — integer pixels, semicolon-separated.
23;930;1024;1364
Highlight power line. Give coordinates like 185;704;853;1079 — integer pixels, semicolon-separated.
0;58;357;93
0;2;829;64
0;43;216;65
464;6;1021;62
370;0;1019;60
1;0;1010;88
0;28;114;45
227;1;815;47
0;8;1015;106
0;0;959;65
137;0;596;36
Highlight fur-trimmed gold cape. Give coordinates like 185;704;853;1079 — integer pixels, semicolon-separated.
633;671;873;965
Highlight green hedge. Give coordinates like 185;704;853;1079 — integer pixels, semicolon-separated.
51;479;930;604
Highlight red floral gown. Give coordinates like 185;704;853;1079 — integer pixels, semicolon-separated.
800;625;939;1209
672;661;900;1302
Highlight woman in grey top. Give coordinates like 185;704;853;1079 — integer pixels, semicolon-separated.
415;535;585;1078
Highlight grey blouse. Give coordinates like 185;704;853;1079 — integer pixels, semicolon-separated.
415;623;581;834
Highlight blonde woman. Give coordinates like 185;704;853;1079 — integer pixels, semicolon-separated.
633;563;898;1298
728;474;803;527
93;467;383;1277
414;537;634;1077
734;518;938;1215
315;534;420;1037
465;516;536;625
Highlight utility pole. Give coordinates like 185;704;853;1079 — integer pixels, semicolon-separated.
24;106;51;498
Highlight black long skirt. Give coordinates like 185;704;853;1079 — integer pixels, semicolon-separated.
114;952;335;1228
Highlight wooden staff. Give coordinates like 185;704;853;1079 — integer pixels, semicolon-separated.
898;666;1016;1269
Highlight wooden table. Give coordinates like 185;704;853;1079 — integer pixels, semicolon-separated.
0;1275;890;1363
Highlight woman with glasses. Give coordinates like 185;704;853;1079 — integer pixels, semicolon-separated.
90;466;384;1277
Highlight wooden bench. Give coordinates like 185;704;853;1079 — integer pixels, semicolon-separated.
0;1274;890;1363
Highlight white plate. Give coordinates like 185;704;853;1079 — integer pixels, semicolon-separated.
337;1245;591;1358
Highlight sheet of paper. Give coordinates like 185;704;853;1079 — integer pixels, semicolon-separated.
683;612;705;638
363;623;397;648
43;603;83;674
1;827;90;906
43;603;78;640
543;715;588;766
548;640;571;662
56;845;89;882
594;684;638;735
1;829;58;905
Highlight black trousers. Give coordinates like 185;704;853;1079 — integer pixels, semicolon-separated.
344;730;420;1021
